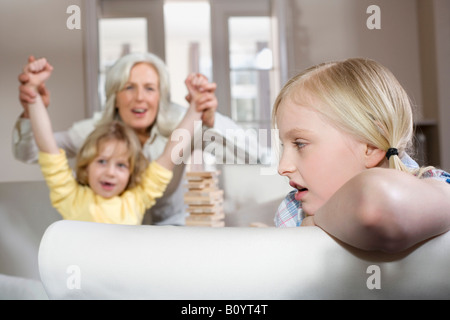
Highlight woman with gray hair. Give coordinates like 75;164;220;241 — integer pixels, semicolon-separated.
13;53;268;225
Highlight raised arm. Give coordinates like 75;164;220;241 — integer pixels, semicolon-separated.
156;74;204;170
184;73;217;128
24;58;59;155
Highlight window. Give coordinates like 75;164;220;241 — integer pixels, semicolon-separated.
210;0;278;133
164;0;212;106
98;17;148;105
228;16;273;131
91;0;280;132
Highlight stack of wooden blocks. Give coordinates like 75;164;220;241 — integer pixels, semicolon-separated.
184;171;225;227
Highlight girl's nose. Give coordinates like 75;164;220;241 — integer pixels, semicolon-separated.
105;164;116;176
278;151;296;177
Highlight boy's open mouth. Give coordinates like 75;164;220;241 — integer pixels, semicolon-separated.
101;181;115;190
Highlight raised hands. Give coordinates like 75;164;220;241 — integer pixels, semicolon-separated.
22;57;58;155
23;57;53;89
185;73;217;128
19;56;52;118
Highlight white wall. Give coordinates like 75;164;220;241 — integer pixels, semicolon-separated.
288;0;423;119
433;0;450;172
0;0;86;182
285;0;449;171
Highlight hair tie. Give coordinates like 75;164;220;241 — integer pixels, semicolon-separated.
386;148;398;160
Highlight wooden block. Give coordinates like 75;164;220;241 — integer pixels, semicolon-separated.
185;220;225;227
184;190;224;204
187;210;224;217
184;170;225;227
184;189;222;197
186;171;220;178
186;204;223;214
184;199;223;206
186;180;218;189
249;222;269;228
186;212;225;221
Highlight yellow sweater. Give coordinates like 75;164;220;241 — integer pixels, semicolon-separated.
38;150;173;225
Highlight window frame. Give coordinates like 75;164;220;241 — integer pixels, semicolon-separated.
82;0;166;117
83;0;292;123
210;0;271;119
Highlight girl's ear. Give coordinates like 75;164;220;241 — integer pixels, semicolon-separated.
364;144;387;168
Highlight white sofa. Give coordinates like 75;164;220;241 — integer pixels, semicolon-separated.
1;166;450;300
38;220;450;300
0;180;59;299
0;164;287;299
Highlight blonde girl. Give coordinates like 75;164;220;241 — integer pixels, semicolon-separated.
273;58;450;252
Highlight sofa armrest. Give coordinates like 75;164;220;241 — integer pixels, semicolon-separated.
0;274;48;300
38;220;450;299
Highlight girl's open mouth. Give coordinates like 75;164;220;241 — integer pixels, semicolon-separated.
290;181;308;201
294;188;308;201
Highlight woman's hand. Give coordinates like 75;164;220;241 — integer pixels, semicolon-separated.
185;73;217;128
18;56;51;118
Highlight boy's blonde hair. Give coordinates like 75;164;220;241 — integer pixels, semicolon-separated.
272;58;421;174
76;121;149;189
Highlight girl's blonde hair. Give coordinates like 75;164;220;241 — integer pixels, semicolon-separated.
99;52;176;137
76;121;149;189
272;58;423;175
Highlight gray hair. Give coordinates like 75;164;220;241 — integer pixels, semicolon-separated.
99;52;173;136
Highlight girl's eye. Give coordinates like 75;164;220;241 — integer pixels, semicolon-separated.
293;141;306;150
97;159;107;165
145;86;155;91
117;163;129;169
